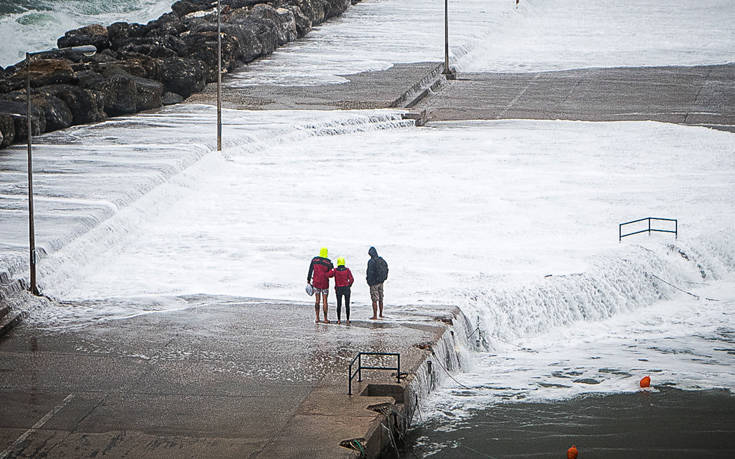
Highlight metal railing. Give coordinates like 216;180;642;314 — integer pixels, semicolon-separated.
619;217;678;242
348;352;401;395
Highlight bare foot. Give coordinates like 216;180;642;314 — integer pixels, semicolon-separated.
337;320;342;325
346;320;351;325
370;316;377;320
315;319;320;323
379;315;384;319
323;319;330;324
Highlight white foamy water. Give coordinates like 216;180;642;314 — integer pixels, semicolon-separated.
25;116;734;406
227;0;735;86
226;0;508;86
458;0;735;73
0;0;174;67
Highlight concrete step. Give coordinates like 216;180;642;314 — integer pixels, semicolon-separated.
0;309;23;338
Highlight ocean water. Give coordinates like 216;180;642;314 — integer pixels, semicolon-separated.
0;0;174;67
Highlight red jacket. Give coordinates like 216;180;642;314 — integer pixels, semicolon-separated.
329;266;354;288
308;256;333;289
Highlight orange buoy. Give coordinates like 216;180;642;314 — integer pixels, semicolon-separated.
567;445;578;459
640;376;651;388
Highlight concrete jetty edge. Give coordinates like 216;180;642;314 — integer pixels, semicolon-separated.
340;307;471;458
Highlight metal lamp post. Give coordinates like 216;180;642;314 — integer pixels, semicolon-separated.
217;0;222;152
442;0;456;80
23;44;96;295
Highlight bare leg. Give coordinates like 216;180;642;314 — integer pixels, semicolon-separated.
371;300;378;320
322;294;329;323
379;299;384;318
314;292;321;323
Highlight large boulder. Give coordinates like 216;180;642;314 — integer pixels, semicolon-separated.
221;22;263;63
0;97;46;141
57;24;110;51
1;59;76;92
250;4;297;45
323;0;350;19
33;94;74;131
131;76;164;111
100;74;137;116
108;22;149;50
41;84;106;124
162;91;184;105
294;0;326;24
146;12;187;37
160;57;207;98
0;113;16;147
97;53;163;82
172;0;214;18
120;35;188;59
286;5;312;37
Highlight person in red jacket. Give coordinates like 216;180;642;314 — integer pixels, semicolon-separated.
307;247;333;323
328;257;354;325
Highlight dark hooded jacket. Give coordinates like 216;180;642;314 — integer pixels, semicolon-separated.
366;246;388;286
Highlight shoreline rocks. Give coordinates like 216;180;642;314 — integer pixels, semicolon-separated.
0;0;359;149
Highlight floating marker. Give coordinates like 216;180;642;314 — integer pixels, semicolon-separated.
640;376;651;388
567;445;578;459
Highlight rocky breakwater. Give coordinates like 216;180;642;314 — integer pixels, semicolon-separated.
0;0;358;149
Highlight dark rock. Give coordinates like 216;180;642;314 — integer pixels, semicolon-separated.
108;22;149;50
100;74;137;116
146;12;187;36
57;24;111;51
0;114;14;148
1;59;76;92
286;5;312;37
250;4;297;45
227;0;262;8
33;94;74;131
97;54;162;82
0;97;45;141
162;91;184;105
294;0;326;24
172;0;214;18
76;70;106;89
323;0;350;20
42;85;106;124
98;72;162;115
120;35;188;58
229;16;278;57
220;22;263;63
160;57;207;98
131;76;164;111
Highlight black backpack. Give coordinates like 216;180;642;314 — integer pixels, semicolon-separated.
376;257;389;283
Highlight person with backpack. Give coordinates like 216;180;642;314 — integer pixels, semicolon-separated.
366;246;388;320
307;247;334;323
328;257;355;325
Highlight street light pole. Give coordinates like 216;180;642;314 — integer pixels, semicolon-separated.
217;0;222;152
442;0;455;79
22;45;96;296
25;52;39;295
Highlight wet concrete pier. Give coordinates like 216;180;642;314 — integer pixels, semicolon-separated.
0;298;459;457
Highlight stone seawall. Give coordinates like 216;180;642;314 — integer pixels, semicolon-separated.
0;0;361;149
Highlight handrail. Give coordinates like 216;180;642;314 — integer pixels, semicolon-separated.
619;217;677;242
348;352;401;395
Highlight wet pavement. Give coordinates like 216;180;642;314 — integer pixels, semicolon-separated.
418;64;735;131
0;297;451;457
187;62;442;110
